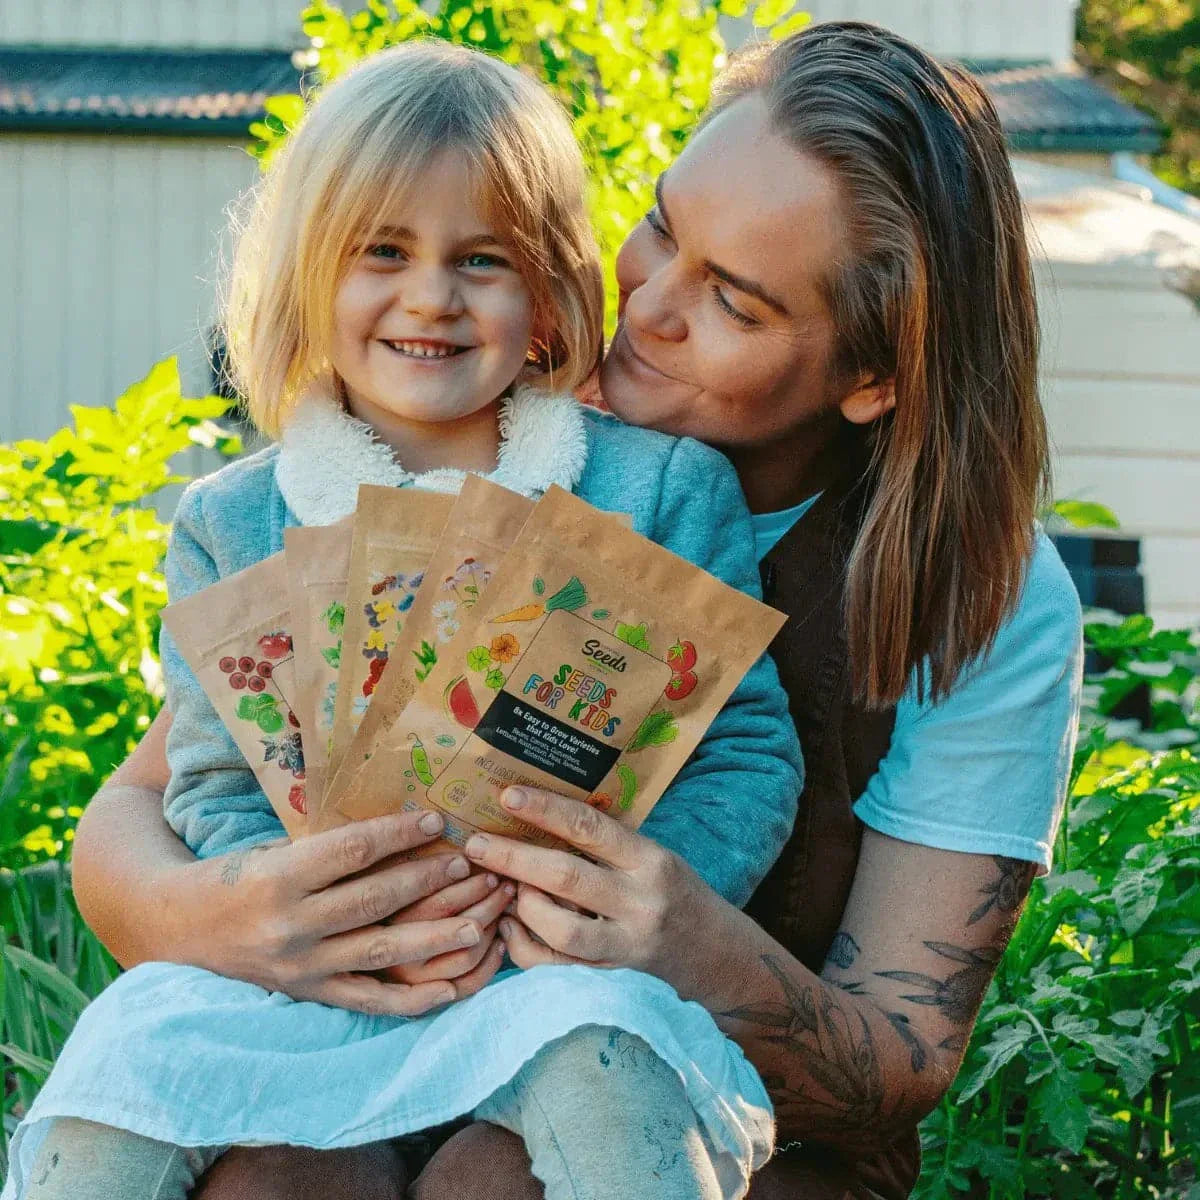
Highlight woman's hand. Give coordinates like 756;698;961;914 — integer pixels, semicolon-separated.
166;810;509;1016
461;787;739;1000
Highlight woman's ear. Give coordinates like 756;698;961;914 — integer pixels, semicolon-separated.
839;377;896;425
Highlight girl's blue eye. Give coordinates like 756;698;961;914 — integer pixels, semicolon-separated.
366;244;404;261
462;252;507;269
711;284;757;328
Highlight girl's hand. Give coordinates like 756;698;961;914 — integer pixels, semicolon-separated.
462;787;734;1000
379;873;515;990
179;810;507;1016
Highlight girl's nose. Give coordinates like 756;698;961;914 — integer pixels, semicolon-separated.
403;267;464;320
622;265;687;344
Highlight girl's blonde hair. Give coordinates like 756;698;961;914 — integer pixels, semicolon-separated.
226;41;604;437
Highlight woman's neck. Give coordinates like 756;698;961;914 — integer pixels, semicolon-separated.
344;390;502;476
727;416;851;515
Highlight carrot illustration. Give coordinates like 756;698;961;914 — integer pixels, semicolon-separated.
491;577;588;624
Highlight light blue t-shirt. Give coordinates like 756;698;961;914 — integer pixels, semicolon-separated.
752;509;1083;872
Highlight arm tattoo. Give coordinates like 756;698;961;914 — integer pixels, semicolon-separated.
967;856;1036;925
717;954;905;1139
827;931;860;969
219;853;247;887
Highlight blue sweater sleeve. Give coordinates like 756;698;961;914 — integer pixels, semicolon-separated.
637;438;803;908
161;484;287;859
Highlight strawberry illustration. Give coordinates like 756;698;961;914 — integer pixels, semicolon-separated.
667;640;697;672
289;783;307;814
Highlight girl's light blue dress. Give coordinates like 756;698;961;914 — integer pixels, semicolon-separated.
3;389;802;1197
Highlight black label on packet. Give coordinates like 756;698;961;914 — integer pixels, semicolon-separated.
472;690;619;792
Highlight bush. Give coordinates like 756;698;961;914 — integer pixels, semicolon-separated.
0;359;237;868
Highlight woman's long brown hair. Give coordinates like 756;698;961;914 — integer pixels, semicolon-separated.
711;22;1049;706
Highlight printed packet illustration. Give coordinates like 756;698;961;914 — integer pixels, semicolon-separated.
320;485;454;827
330;474;535;795
284;517;353;811
332;486;787;851
160;551;308;839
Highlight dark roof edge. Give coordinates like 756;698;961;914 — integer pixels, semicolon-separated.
0;111;261;137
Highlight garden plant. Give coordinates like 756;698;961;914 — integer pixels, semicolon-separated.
2;2;1198;1194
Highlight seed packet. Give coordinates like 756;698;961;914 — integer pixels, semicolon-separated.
332;485;787;852
160;552;308;839
333;475;535;792
323;485;454;823
284;517;353;813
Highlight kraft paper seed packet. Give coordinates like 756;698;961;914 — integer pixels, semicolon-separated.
321;485;453;827
284;517;353;814
160;552;308;839
331;486;787;853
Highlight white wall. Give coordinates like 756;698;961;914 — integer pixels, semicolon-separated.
0;0;304;49
1037;262;1200;627
0;133;258;440
725;0;1078;64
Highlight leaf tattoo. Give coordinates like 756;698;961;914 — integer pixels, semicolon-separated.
968;856;1036;925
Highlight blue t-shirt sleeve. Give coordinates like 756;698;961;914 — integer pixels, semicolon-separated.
852;532;1083;873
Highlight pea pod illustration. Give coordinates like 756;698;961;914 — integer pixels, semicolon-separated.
408;734;435;787
616;764;638;811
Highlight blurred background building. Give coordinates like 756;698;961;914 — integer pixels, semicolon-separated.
1;0;1198;624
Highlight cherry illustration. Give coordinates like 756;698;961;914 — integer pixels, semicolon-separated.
248;676;266;693
228;673;247;690
219;656;236;674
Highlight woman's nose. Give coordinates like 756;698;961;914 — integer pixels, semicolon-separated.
623;266;687;344
402;267;464;319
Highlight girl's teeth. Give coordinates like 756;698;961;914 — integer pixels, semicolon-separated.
390;341;458;358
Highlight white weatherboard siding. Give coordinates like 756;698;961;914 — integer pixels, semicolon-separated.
724;0;1076;64
0;0;304;50
0;134;258;445
1036;260;1200;628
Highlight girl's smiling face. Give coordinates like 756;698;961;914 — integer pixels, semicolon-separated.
330;151;537;432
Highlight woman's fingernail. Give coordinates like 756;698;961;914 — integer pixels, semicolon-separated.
466;835;489;858
419;812;444;835
447;857;470;880
500;919;513;939
458;923;481;947
485;873;500;889
502;788;527;810
502;882;516;897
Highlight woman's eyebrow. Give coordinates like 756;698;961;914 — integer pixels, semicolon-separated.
369;227;508;252
655;175;792;319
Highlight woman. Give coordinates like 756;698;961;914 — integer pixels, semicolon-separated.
66;23;1081;1200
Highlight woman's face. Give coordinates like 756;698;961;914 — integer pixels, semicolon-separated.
600;96;853;451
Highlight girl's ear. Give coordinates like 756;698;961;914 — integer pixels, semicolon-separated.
839;377;896;425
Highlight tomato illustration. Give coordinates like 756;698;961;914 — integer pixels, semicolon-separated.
664;670;697;701
586;792;614;813
667;640;698;672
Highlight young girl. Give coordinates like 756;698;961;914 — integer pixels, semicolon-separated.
6;42;801;1200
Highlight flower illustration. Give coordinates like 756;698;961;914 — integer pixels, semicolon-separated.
353;694;371;717
372;600;397;624
319;681;337;731
432;599;458;622
489;633;519;663
436;618;461;643
365;628;387;653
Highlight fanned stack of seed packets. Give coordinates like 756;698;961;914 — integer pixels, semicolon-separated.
162;478;788;850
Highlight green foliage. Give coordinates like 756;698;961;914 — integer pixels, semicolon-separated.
249;0;806;329
0;358;237;868
1;863;119;1180
1077;1;1200;197
917;615;1200;1199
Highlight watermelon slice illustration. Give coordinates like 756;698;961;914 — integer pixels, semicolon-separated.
444;675;481;730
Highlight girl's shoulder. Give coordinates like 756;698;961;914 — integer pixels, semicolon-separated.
577;407;743;530
172;443;287;575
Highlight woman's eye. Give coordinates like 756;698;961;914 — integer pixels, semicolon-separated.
711;284;757;328
644;209;673;243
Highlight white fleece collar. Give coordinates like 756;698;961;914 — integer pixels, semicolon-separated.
275;382;589;527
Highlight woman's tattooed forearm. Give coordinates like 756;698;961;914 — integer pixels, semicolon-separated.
219;853;247;887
